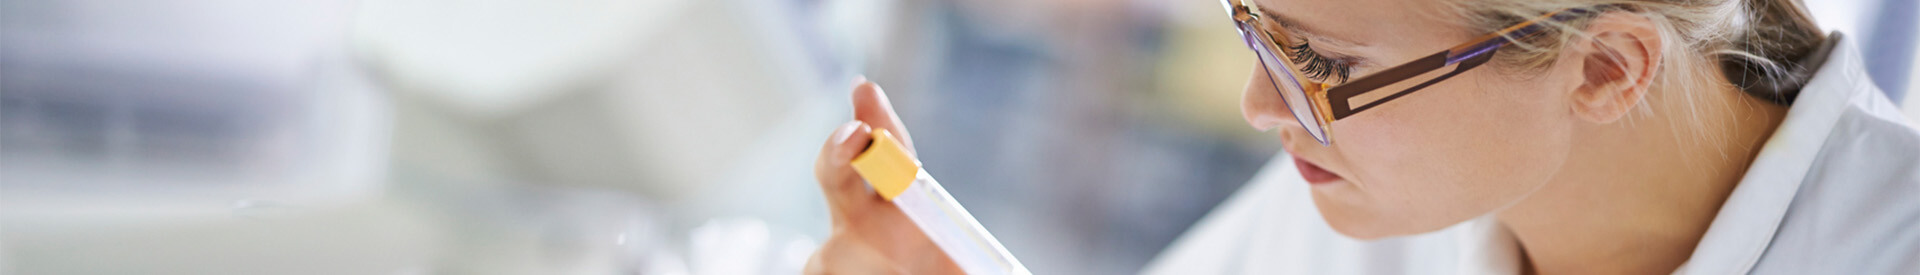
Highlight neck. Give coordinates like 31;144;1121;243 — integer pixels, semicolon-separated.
1497;82;1789;274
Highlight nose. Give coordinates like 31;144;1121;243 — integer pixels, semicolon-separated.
1242;64;1320;153
1242;64;1290;132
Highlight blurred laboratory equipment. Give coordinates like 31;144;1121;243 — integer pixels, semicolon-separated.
0;0;839;272
352;0;881;273
0;0;424;274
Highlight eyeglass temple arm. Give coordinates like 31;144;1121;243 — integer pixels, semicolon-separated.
1324;8;1592;120
1325;44;1500;120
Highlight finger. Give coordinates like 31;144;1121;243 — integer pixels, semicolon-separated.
820;120;864;167
817;121;866;196
833;123;876;203
850;76;915;156
834;122;875;168
818;121;878;212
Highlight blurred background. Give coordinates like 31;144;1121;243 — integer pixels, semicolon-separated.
1;0;1914;274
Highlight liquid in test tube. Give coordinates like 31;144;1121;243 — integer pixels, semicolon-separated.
850;129;1031;275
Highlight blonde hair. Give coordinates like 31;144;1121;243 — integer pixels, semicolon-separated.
1450;0;1823;97
1447;0;1824;155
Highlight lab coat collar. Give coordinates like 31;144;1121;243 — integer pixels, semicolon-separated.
1673;33;1873;275
1456;215;1523;274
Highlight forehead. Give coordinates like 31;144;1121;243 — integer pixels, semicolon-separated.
1248;0;1470;51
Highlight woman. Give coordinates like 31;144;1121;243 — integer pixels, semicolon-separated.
808;0;1920;273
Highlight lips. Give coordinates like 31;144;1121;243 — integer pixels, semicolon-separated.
1292;156;1343;184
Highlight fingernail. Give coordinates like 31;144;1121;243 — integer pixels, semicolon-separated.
831;120;863;144
852;75;868;86
853;123;874;151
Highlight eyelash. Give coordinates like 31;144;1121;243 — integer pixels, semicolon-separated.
1286;41;1353;83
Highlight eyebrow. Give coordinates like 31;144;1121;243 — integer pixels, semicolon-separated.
1256;5;1369;48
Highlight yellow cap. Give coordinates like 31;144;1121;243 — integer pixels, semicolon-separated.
850;129;919;200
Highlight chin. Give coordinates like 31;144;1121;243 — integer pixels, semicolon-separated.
1322;216;1404;240
1312;198;1452;240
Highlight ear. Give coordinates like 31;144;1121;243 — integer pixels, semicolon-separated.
1567;11;1663;123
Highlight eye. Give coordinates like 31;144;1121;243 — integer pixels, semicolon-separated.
1285;41;1354;83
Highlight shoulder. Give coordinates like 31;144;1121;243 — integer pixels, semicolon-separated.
1753;87;1920;274
1805;92;1920;183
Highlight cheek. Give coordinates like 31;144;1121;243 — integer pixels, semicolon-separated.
1317;72;1574;237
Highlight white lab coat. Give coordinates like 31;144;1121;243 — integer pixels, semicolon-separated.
1142;33;1920;274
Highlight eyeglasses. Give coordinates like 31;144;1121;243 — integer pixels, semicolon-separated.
1222;0;1592;145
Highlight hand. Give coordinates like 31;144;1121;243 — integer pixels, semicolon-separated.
807;77;962;274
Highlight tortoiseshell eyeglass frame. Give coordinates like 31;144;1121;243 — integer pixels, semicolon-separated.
1222;0;1597;145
